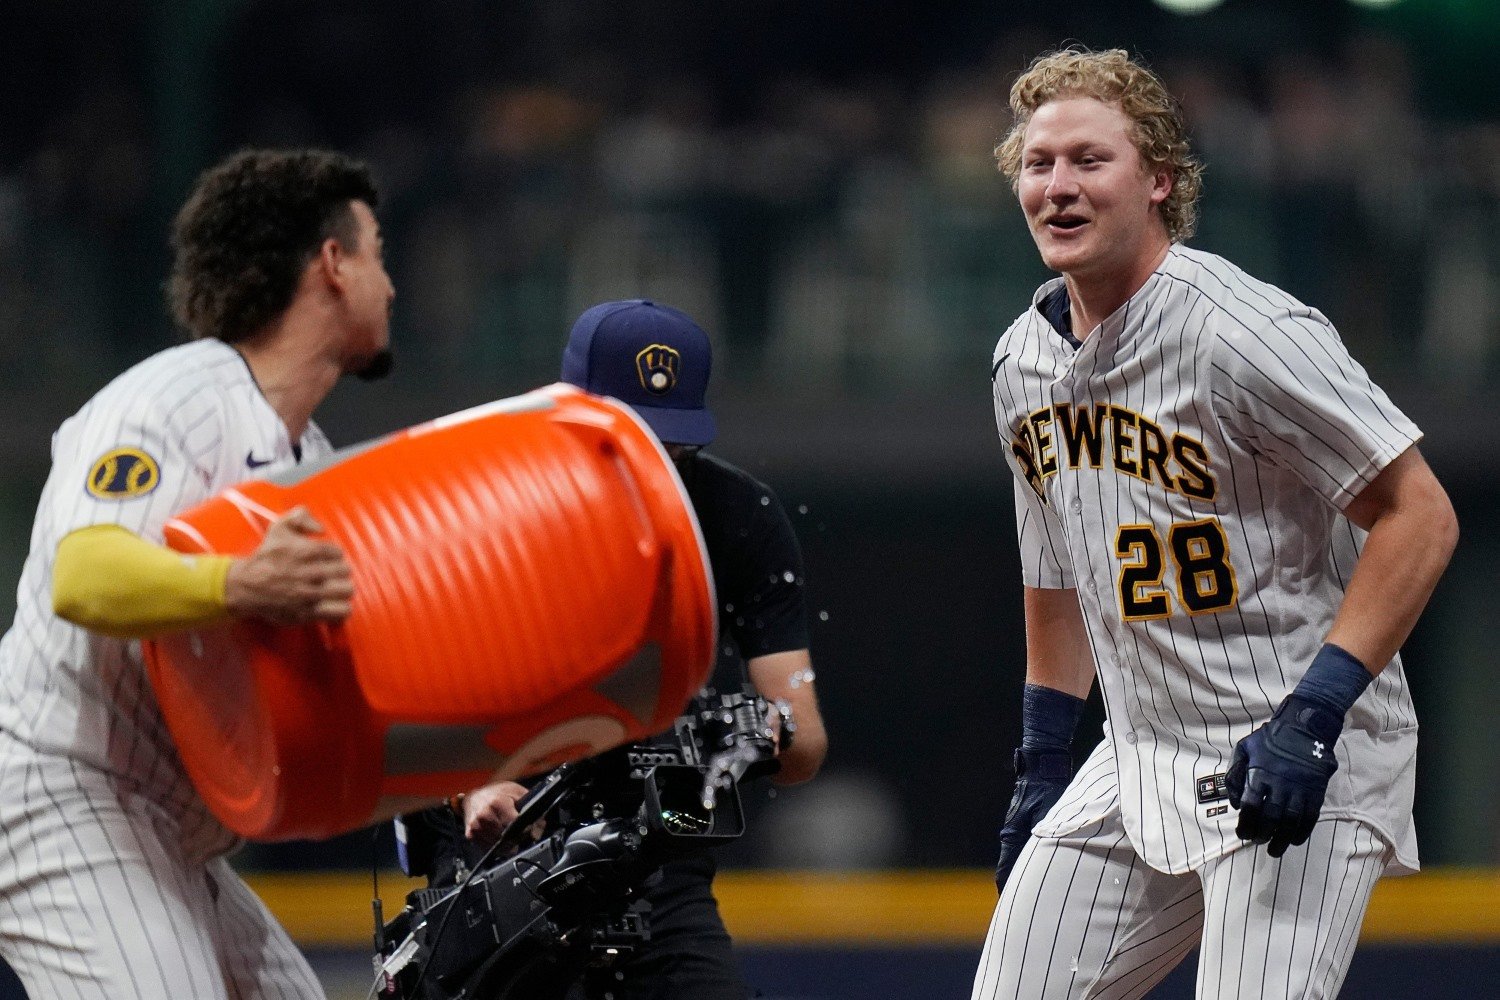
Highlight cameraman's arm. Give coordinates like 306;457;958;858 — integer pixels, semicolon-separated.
749;648;826;785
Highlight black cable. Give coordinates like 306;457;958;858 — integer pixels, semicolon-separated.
366;825;389;1000
372;825;384;949
510;854;551;906
406;832;512;999
391;773;578;999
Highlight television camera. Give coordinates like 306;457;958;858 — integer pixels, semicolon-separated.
371;689;789;999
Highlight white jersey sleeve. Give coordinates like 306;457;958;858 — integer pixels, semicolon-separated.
1012;476;1074;589
993;309;1075;591
47;377;226;545
1208;306;1422;511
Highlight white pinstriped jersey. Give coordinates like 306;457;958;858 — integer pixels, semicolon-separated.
0;338;331;859
991;245;1421;876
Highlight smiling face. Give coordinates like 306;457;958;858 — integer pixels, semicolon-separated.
1017;96;1173;286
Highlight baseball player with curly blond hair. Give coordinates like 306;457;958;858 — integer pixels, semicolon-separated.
975;48;1457;999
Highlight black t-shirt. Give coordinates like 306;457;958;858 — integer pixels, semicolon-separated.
675;450;810;693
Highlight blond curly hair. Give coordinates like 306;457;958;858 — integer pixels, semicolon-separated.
995;47;1203;242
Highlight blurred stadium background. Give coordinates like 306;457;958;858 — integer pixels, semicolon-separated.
2;0;1498;996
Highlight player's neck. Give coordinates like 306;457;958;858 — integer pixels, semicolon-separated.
1064;239;1170;340
234;312;341;444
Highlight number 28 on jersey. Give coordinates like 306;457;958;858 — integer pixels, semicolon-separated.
1012;401;1240;622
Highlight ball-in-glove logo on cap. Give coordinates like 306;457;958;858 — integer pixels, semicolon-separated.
636;344;681;395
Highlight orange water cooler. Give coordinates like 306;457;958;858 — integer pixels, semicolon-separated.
142;384;716;841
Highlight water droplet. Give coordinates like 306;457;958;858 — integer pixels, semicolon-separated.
760;495;770;506
782;570;795;583
818;610;830;621
724;603;734;613
735;617;745;626
797;504;809;515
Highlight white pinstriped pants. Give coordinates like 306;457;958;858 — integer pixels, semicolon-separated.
971;812;1389;1000
0;732;325;1000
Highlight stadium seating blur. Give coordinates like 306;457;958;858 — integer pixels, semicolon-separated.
2;2;1496;995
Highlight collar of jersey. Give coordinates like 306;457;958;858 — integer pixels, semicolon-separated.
1036;285;1083;349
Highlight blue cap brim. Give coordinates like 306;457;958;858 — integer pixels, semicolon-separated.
633;405;716;447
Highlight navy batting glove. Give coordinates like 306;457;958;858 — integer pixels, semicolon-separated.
1225;696;1341;856
1226;644;1371;857
995;748;1072;895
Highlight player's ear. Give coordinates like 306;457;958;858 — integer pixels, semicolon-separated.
1149;166;1173;207
314;236;350;294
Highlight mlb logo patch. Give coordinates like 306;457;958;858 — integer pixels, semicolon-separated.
1196;772;1228;804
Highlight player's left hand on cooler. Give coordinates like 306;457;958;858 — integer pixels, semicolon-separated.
995;748;1072;896
1225;694;1342;857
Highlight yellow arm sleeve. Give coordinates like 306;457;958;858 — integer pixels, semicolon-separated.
52;524;234;639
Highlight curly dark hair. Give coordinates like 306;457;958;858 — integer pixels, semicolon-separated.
166;149;380;343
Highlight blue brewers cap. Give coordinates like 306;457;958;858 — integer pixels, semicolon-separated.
561;300;716;446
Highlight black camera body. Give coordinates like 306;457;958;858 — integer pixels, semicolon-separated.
373;690;785;1000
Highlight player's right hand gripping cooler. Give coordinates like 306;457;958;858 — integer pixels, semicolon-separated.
142;384;716;842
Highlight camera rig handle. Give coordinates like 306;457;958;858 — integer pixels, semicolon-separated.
696;692;783;809
495;762;581;853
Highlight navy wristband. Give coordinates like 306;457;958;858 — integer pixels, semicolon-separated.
1291;643;1373;719
1020;683;1086;754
